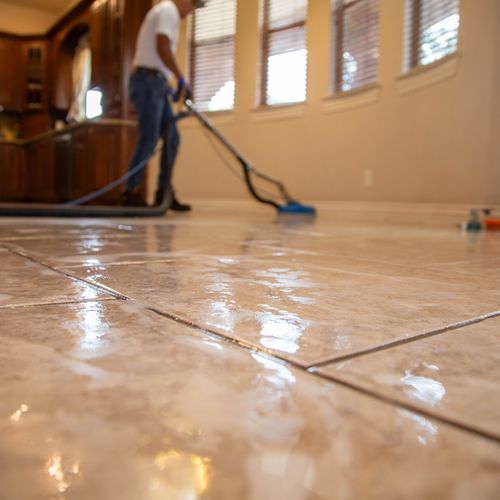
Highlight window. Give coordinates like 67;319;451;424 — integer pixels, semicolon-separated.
331;0;380;93
261;0;308;106
86;88;103;119
405;0;460;70
189;0;237;111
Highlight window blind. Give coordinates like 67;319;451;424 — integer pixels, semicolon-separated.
189;0;237;111
405;0;460;70
331;0;380;93
261;0;308;106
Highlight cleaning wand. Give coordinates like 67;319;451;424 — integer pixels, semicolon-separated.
184;99;316;216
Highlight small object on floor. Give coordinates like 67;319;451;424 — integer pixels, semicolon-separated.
480;208;500;230
120;189;148;207
465;209;482;231
484;217;500;230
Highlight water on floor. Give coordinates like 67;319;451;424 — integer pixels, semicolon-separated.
0;201;499;499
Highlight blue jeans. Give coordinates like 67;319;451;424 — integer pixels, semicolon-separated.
126;71;180;193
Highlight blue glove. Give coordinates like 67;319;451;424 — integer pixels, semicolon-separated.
173;77;192;102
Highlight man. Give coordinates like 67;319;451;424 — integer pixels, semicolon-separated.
121;0;207;209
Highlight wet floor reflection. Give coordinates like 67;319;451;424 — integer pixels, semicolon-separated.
46;453;80;495
257;306;309;354
152;450;212;497
75;302;109;355
206;273;237;332
10;404;29;422
398;410;439;446
401;367;446;407
1;207;500;498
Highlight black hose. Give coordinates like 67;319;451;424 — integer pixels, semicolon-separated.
0;187;172;217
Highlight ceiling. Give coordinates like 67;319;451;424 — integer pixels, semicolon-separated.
2;0;77;14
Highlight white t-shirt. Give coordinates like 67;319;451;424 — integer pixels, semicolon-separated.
132;0;180;80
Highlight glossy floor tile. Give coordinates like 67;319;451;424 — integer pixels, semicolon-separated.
0;250;112;308
0;201;499;499
57;255;499;366
317;317;500;439
0;300;499;500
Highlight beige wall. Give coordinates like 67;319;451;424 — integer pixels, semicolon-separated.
491;2;500;195
0;2;56;34
174;0;500;204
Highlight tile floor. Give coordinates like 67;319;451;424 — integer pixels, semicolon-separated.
0;201;499;499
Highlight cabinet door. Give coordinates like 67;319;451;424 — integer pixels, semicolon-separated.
87;125;122;203
54;134;73;202
25;141;55;202
0;143;26;201
23;41;48;111
90;0;124;117
71;125;134;205
0;37;22;111
71;127;89;200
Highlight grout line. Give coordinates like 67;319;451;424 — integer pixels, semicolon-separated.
7;247;500;445
308;312;500;370
309;370;500;444
5;247;130;301
55;258;179;270
0;297;117;310
6;247;309;371
143;305;308;371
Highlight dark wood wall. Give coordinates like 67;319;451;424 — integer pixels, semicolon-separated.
0;0;150;127
0;122;138;204
0;0;150;204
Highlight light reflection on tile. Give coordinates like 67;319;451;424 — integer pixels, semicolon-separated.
401;370;447;407
0;204;500;499
319;318;500;438
66;256;500;366
0;252;112;307
0;301;499;499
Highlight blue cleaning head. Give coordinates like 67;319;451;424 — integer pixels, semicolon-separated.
277;202;317;215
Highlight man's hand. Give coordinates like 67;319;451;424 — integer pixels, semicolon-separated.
173;77;192;102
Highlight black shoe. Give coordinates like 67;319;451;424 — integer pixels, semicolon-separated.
170;195;191;212
155;189;166;206
119;190;148;207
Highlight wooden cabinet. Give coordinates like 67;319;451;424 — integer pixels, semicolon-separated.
71;124;136;204
0;143;26;200
0;122;137;204
0;36;49;113
71;127;89;200
90;0;149;119
53;133;74;201
1;0;148;120
0;0;149;203
90;0;124;118
25;140;55;202
0;37;22;111
21;112;52;138
23;41;49;111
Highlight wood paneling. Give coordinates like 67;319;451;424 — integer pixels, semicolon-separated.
0;37;22;111
90;0;124;118
71;126;89;199
25;140;55;202
0;122;137;204
0;143;26;200
0;0;147;203
21;112;52;138
22;41;49;111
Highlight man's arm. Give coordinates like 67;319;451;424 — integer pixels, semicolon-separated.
156;34;183;81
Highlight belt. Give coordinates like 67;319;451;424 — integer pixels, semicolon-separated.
133;66;166;81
